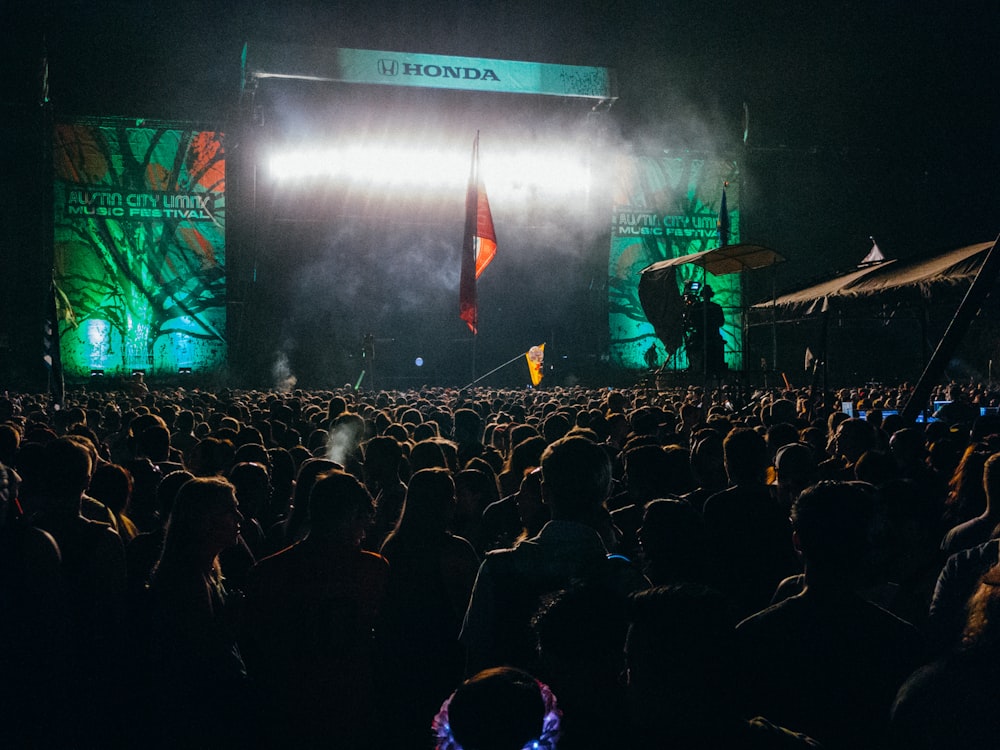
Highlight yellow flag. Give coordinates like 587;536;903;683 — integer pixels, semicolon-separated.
525;344;545;386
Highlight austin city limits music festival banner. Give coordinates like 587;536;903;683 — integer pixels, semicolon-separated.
52;118;227;378
608;155;742;371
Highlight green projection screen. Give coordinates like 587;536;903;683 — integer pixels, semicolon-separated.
53;119;226;379
609;154;741;372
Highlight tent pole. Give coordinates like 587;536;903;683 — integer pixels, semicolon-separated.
920;304;929;369
902;234;1000;423
741;267;747;387
770;265;778;387
822;310;829;414
703;267;709;390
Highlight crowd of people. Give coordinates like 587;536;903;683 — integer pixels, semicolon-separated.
1;377;999;749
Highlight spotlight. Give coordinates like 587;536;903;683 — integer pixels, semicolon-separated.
90;369;104;377
178;367;192;375
414;357;424;367
266;138;594;197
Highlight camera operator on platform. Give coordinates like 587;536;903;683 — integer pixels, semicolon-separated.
683;282;726;376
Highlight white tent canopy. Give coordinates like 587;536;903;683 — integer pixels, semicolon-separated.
751;241;995;316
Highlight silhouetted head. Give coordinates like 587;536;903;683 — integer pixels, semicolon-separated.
722;427;768;485
791;480;875;585
397;467;455;535
434;667;560;750
308;469;374;545
159;476;242;574
43;436;93;502
540;435;611;521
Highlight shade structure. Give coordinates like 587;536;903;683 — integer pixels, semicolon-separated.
637;244;783;359
750;241;996;316
641;243;785;277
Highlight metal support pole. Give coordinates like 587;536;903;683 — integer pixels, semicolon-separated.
902;235;1000;423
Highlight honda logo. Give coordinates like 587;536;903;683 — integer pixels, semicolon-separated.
377;59;398;76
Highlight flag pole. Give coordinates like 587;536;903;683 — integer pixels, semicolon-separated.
470;132;479;382
460;132;481;379
471;330;477;382
459;130;496;380
460;350;529;391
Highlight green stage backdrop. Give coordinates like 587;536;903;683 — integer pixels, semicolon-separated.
53;119;226;378
609;154;741;371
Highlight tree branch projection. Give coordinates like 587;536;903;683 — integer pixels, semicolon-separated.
53;122;226;376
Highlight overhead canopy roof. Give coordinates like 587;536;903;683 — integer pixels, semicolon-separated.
751;240;997;316
637;244;784;356
641;243;785;277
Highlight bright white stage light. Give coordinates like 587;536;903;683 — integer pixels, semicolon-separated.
266;139;593;197
268;146;466;189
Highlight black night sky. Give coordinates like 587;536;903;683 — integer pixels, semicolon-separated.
2;1;995;387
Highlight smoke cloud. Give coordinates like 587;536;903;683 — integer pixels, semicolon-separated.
325;420;364;468
271;348;297;392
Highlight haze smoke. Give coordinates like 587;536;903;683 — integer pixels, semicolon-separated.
326;420;363;468
272;348;297;392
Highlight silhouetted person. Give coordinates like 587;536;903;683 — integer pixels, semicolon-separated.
378;468;480;748
941;451;1000;555
169;409;199;455
326;411;366;477
184;435;235;477
644;341;658;370
637;497;713;586
611;443;693;561
123;455;164;533
453;467;498;554
735;481;923;750
771;442;819;513
461;435;647;675
683;428;727;513
497;434;545;498
818;417;876;481
625;585;820;748
454;407;487;467
265;446;295;527
227;460;270;557
361;435;407;551
931;386;978;427
482;466;550;553
0;462;68;747
532;581;631;750
891;562;1000;749
273;456;338;550
145;476;248;749
927;530;1000;655
135;423;184;476
125;469;193;612
703;428;799;616
32;436;128;747
241;469;389;748
410;437;451;473
685;284;726;375
940;442;993;535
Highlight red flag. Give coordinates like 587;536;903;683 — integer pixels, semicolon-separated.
474;183;497;278
460;134;496;334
